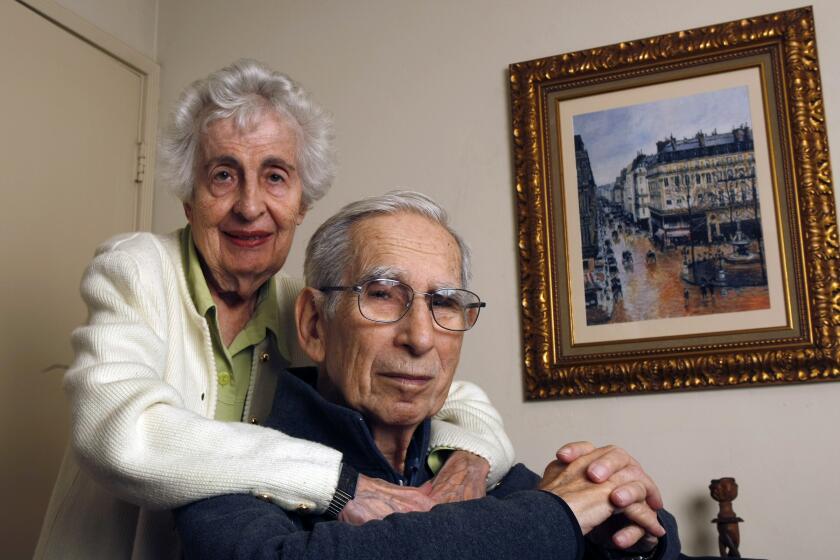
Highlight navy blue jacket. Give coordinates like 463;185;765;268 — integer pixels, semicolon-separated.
176;369;688;560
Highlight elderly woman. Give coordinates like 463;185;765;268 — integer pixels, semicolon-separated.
35;60;513;559
174;191;683;560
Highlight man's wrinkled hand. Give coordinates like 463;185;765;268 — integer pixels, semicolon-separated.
338;475;435;525
586;512;659;554
551;442;665;550
538;445;665;542
538;452;619;536
428;450;489;504
555;442;663;511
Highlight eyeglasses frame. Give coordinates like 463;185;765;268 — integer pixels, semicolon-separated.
319;278;486;332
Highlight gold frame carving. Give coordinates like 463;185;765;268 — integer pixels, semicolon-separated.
509;7;839;399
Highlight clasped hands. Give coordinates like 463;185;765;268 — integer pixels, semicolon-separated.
540;442;664;554
339;442;663;554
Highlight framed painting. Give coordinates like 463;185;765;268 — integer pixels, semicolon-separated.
509;7;840;399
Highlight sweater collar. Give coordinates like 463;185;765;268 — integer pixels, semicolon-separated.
266;368;432;486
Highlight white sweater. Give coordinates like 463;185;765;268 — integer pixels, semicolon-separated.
35;231;515;559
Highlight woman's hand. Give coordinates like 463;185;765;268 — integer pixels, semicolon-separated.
428;450;489;504
338;475;435;525
338;451;490;524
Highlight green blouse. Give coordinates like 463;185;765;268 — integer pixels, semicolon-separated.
181;227;284;422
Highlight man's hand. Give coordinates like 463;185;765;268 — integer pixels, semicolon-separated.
587;513;660;554
538;449;623;535
553;442;665;551
556;442;663;511
538;445;665;544
428;450;489;504
338;475;435;525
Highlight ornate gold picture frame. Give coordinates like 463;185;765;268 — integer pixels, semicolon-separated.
509;7;839;399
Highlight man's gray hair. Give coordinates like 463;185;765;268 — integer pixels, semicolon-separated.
305;190;472;314
159;59;335;209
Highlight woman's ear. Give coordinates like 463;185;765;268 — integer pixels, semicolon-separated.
295;287;326;364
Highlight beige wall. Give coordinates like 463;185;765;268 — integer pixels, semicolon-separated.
5;2;159;556
53;0;158;59
150;1;840;557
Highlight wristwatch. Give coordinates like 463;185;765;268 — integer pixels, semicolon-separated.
325;463;359;518
603;545;658;560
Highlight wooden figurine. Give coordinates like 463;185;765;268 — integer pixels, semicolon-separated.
709;477;744;558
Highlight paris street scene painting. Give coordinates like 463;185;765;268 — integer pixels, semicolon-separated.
572;86;770;326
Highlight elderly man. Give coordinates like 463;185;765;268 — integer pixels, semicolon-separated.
175;191;689;559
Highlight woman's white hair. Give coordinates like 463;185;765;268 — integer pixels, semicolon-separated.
304;190;472;315
159;59;335;208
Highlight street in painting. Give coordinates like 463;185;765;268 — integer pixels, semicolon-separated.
573;86;770;326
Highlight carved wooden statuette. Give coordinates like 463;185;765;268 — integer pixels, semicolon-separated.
709;477;744;558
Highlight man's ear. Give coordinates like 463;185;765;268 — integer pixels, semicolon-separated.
295;287;327;364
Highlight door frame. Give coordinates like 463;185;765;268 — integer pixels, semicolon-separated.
17;0;159;230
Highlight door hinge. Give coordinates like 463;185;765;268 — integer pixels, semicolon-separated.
135;141;146;184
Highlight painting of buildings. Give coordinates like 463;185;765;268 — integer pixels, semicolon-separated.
572;86;769;325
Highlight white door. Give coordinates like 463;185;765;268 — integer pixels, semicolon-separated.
0;1;156;556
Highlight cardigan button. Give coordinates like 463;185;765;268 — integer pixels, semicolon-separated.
296;503;310;513
256;493;271;502
248;416;259;425
260;352;270;362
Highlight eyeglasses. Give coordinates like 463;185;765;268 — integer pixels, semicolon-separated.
320;278;486;332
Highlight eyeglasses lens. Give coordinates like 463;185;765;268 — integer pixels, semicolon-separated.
359;280;410;322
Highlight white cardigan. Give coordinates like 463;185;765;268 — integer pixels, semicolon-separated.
35;231;515;559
